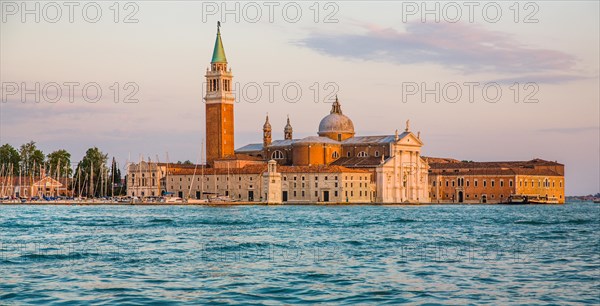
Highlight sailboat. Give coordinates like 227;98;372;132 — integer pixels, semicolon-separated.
187;140;208;204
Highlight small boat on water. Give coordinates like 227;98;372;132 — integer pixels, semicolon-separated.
506;194;559;204
208;195;236;203
186;198;209;204
165;197;184;204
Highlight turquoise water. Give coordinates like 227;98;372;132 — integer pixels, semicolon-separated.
1;203;598;305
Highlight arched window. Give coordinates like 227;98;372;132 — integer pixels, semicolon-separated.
332;151;340;159
347;151;351;157
357;151;368;157
271;150;284;159
374;151;379;157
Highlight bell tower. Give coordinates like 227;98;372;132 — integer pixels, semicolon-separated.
205;22;234;165
263;114;272;147
284;116;293;140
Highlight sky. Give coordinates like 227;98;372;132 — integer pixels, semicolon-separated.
1;1;598;195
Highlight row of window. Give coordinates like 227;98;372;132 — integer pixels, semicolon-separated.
131;178;156;187
433;178;563;188
170;176;256;182
284;175;338;181
131;172;157;178
519;179;562;188
269;150;381;160
433;179;514;188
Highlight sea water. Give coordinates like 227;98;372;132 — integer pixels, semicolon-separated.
1;203;598;304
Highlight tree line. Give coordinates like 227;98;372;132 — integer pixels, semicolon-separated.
0;141;124;197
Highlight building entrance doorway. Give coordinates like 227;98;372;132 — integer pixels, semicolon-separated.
282;191;288;202
323;191;330;202
482;195;487;203
248;191;254;201
458;191;464;203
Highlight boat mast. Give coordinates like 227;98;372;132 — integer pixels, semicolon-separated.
201;140;204;199
188;140;202;200
90;160;94;198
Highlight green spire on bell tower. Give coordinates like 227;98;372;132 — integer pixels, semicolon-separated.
211;21;227;63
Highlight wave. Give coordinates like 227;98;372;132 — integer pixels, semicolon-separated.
514;219;595;225
149;218;174;223
392;218;420;223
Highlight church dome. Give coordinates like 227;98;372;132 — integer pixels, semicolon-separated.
317;97;355;138
318;113;354;135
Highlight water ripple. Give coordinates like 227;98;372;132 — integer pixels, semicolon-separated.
0;203;598;304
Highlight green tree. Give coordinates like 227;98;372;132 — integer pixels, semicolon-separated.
19;141;45;176
46;149;72;178
74;147;108;197
0;144;21;175
108;157;123;196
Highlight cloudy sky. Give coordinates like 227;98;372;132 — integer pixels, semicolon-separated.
1;1;598;195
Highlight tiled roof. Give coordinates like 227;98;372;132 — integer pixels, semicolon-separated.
235;143;263;152
271;139;296;147
235;139;299;153
342;134;405;144
429;158;563;169
422;156;459;163
236;133;410;152
295;136;340;144
0;176;70;187
216;154;263;161
330;156;384;168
